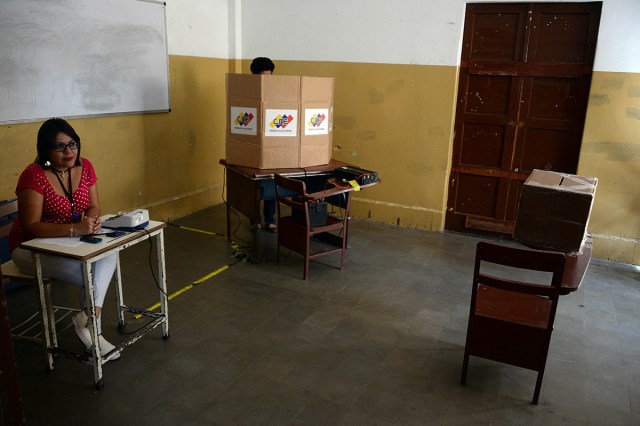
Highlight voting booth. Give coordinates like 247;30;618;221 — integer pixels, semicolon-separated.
225;74;334;169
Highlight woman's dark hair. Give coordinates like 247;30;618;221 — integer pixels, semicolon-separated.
250;57;275;74
35;118;82;168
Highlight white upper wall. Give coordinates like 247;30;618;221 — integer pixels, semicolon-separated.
240;0;464;66
165;0;229;58
166;0;639;73
594;0;640;72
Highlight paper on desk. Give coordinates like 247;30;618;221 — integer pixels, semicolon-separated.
35;237;83;247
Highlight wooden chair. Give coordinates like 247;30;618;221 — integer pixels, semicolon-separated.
0;199;63;344
275;174;351;280
0;268;26;425
460;241;566;405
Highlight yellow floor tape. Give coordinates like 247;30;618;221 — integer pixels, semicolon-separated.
173;225;220;237
134;264;229;319
134;223;238;318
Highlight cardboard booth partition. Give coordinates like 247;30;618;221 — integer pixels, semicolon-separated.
513;169;598;252
226;74;334;169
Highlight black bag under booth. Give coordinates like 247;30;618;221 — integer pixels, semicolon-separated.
292;197;328;226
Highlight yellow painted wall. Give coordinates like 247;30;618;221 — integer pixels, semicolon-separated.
2;57;639;266
0;56;228;222
580;71;640;265
275;60;458;232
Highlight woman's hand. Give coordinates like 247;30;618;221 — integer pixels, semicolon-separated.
76;216;102;235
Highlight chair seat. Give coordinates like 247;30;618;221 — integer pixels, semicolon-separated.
2;260;55;285
310;215;345;233
2;260;37;282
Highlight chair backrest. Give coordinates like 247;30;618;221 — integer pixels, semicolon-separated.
472;241;566;328
275;174;305;198
0;200;18;263
274;174;308;215
0;199;37;287
0;199;18;238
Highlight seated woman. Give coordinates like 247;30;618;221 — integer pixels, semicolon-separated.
9;118;120;360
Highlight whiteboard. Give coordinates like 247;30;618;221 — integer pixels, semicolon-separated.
0;0;170;124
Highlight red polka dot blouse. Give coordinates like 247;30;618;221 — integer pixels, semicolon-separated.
9;158;97;252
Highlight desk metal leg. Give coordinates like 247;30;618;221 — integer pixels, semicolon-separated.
81;261;104;389
33;253;54;372
113;254;125;327
156;231;169;338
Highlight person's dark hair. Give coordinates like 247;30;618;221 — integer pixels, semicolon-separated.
35;118;82;168
250;57;275;74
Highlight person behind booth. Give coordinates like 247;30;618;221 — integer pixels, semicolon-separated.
9;118;120;360
250;57;277;232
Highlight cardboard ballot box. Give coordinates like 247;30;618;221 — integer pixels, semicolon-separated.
513;169;597;252
225;74;334;169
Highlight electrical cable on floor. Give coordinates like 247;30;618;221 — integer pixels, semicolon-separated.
141;228;167;298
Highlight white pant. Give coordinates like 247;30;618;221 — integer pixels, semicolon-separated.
11;247;117;310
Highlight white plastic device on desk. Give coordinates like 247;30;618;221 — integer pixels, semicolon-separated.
103;209;149;230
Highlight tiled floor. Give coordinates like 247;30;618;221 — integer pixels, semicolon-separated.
6;204;640;425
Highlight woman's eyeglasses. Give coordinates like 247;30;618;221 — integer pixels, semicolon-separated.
52;140;80;152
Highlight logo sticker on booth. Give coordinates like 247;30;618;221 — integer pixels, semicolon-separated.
265;109;297;137
304;108;329;135
230;107;257;135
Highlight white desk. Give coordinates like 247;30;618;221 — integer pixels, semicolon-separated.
20;219;169;389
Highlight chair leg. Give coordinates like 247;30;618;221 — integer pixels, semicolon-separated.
303;258;309;280
303;244;310;280
532;369;544;405
460;351;470;385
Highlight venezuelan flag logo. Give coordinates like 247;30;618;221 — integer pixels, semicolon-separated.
234;112;254;127
308;113;326;128
269;114;294;129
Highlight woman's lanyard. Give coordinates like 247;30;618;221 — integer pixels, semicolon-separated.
53;169;81;223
